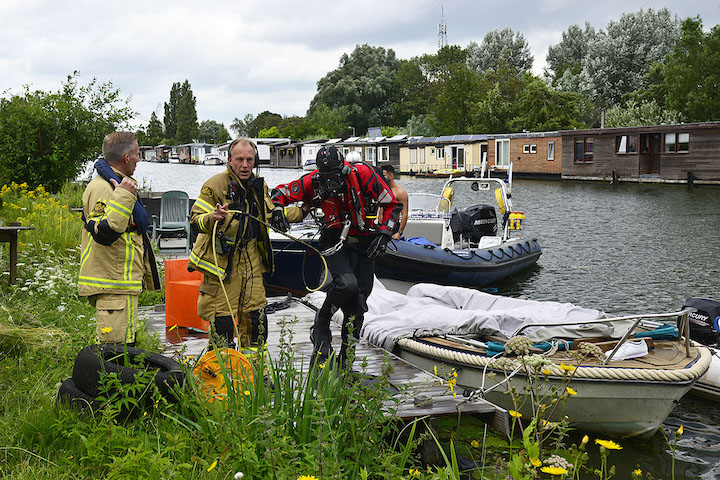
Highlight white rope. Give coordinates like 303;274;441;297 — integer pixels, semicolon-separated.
398;338;712;383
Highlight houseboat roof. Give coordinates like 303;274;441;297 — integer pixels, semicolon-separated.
559;121;720;136
407;134;488;144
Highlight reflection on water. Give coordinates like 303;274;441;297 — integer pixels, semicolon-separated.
136;162;720;479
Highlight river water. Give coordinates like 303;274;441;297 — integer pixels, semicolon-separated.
135;162;720;479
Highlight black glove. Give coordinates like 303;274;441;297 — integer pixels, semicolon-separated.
367;233;390;260
271;206;290;233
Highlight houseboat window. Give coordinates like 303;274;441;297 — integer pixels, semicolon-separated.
365;147;376;164
530;144;537;154
430;147;435;156
496;139;510;167
410;148;417;164
574;137;593;163
617;135;638;154
379;146;390;162
677;133;689;152
523;144;530;154
342;147;350;158
664;133;676;152
288;148;294;156
419;148;426;164
547;142;555;160
437;147;445;159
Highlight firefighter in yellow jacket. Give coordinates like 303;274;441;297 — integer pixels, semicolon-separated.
188;138;301;349
78;132;159;344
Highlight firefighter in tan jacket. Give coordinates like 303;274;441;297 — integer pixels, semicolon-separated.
78;132;159;344
188;138;301;349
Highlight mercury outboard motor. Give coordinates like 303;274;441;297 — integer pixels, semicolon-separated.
450;204;497;244
680;297;720;346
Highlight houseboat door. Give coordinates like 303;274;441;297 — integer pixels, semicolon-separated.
640;134;661;175
450;145;465;169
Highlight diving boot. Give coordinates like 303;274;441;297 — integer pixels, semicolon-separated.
309;311;333;369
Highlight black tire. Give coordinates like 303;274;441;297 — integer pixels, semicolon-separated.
57;378;102;411
72;344;184;401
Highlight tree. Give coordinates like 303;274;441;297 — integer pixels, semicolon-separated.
470;60;526;134
250;111;283;136
309;44;401;133
306;104;348;138
576;8;680;107
510;76;587;131
467;28;533;76
0;73;133;192
163;80;198;143
145;111;164;145
404;114;435;137
429;63;482;135
258;126;281;138
604;99;681;127
657;17;720;121
391;59;431;127
198;120;230;144
231;113;254;137
545;23;597;85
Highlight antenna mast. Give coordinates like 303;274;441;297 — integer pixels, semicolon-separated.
438;5;447;50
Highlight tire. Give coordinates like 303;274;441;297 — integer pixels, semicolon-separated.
57;378;102;411
72;344;184;401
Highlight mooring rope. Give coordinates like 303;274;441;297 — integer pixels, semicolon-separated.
398;338;712;383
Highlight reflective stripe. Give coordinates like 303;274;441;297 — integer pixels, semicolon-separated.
194;197;214;213
123;232;133;281
78;276;142;289
107;200;131;219
197;213;211;233
189;251;225;278
80;232;93;269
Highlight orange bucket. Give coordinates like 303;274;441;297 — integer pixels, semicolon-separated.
193;349;254;404
164;258;209;331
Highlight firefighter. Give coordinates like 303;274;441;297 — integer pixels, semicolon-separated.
273;146;402;368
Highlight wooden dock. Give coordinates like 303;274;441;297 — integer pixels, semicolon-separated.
144;296;509;436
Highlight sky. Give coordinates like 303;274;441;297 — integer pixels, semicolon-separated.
1;0;718;133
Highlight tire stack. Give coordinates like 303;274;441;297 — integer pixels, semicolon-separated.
58;344;184;419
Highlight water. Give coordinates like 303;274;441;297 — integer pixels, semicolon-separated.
135;162;720;478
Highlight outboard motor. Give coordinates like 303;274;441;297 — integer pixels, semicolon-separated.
680;297;720;346
450;204;497;244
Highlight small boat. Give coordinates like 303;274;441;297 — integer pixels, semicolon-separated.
266;163;541;294
305;282;712;438
203;154;223;165
168;154;181;164
302;158;316;171
675;297;720;399
433;168;464;178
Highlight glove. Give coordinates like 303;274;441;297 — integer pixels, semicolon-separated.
367;233;390;260
270;206;290;233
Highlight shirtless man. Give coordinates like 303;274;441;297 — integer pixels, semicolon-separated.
381;165;408;240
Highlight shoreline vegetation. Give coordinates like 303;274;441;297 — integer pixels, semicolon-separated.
0;181;679;479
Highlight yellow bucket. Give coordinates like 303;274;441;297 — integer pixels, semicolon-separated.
193;348;254;404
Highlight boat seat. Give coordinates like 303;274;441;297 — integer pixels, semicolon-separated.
403;218;445;246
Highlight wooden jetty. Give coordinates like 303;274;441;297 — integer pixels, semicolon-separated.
144;296;509;436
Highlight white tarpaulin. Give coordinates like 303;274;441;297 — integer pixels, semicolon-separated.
306;279;628;351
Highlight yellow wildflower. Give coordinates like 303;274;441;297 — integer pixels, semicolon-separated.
542;368;552;375
471;440;480;448
298;476;319;480
168;324;178;332
434;365;438;375
558;363;576;372
633;469;642;476
409;468;420;476
677;425;684;435
540;466;568;476
581;435;589;445
101;327;113;334
244;390;250;396
566;386;577;396
207;460;217;471
595;439;622;450
530;457;542;467
509;410;522;418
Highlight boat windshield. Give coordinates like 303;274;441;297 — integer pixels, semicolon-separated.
408;193;442;212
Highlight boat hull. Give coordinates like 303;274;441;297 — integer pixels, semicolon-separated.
397;342;704;438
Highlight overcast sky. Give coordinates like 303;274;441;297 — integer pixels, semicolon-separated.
1;1;718;133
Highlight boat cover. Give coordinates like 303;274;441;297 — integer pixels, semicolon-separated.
306;279;632;350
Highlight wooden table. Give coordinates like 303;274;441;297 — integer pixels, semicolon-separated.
0;226;35;284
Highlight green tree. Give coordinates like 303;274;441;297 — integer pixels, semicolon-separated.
510;76;587;131
659;17;720;121
258;126;281;138
145;111;164;145
309;44;401;133
306;104;348;138
545;22;597;86
163;80;198;143
198;120;230;144
429;62;482;135
391;59;431;126
250;111;283;136
470;60;525;133
0;73;134;192
467;28;533;76
231;113;254;137
604;99;681;127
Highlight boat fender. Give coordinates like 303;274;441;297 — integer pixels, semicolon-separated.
439;186;454;212
494;188;506;215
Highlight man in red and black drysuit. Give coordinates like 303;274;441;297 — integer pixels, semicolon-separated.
272;146;402;369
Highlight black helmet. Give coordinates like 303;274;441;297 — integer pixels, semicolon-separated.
316;146;343;174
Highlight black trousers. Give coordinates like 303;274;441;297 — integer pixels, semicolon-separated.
318;234;375;346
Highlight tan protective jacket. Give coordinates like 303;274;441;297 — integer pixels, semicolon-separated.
78;168;155;296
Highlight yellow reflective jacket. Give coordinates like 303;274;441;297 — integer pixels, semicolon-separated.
78;168;156;296
188;167;285;279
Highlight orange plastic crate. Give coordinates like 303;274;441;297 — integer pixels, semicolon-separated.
164;258;209;332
